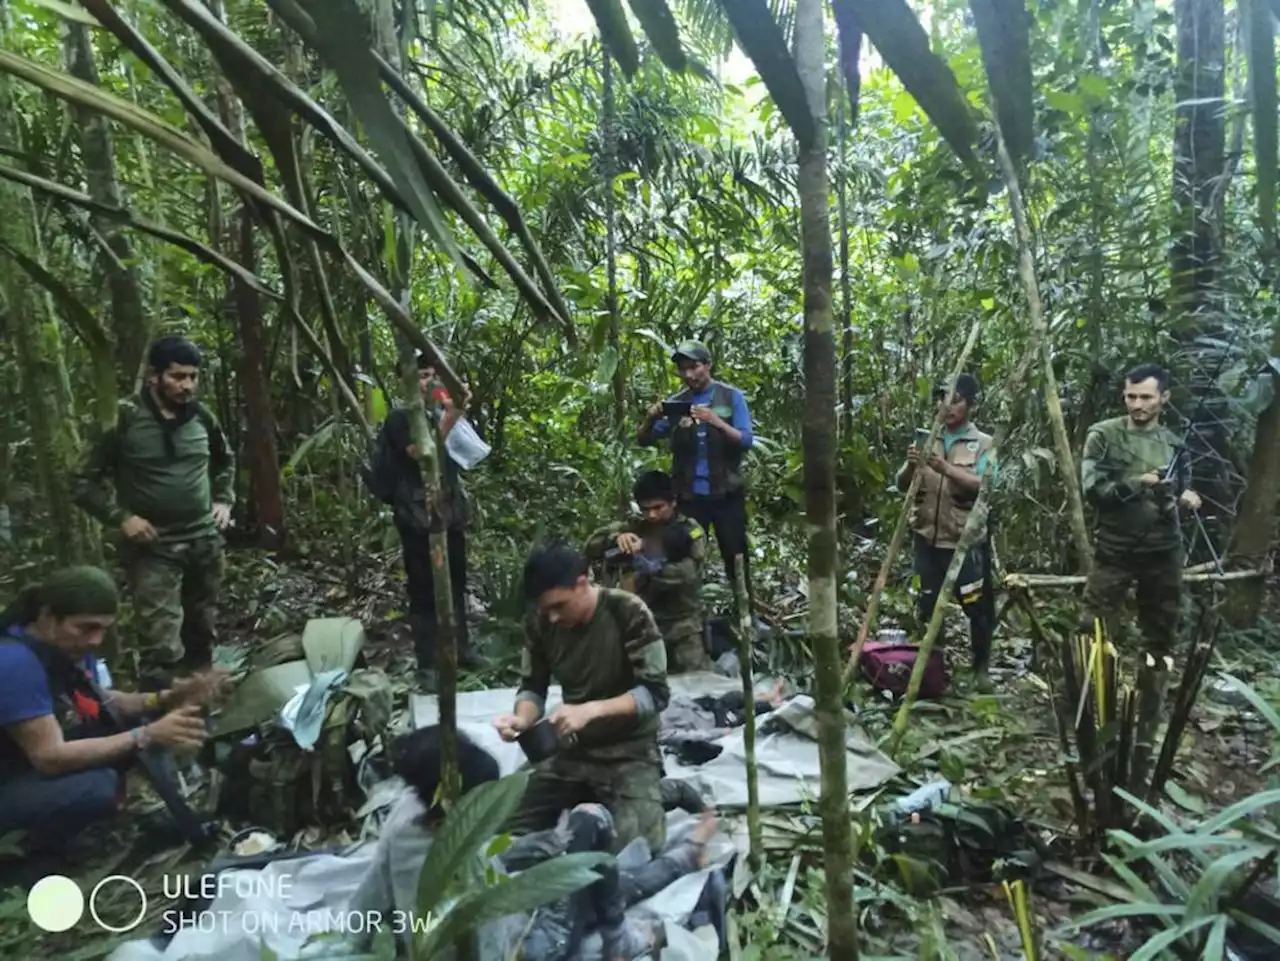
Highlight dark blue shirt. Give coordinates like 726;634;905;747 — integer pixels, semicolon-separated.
0;629;104;774
649;383;754;497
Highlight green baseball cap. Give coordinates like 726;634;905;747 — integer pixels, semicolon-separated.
671;340;712;364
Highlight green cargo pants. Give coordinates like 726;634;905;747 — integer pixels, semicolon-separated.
1082;547;1183;656
121;535;225;673
662;622;712;674
504;746;666;854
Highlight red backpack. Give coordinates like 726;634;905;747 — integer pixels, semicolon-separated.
860;640;949;699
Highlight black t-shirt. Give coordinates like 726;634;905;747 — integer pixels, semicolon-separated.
384;407;468;531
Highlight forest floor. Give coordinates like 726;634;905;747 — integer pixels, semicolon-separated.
2;537;1276;961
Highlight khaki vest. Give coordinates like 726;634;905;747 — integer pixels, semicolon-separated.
911;425;994;548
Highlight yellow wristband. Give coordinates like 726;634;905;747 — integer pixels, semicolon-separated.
144;692;161;712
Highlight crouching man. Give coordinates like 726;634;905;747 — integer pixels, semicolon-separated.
371;725;722;961
0;566;221;850
585;471;711;673
495;544;670;854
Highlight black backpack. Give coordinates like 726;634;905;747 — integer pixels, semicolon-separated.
360;421;399;505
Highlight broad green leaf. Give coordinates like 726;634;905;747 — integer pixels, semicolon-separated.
1058;901;1184;934
1185;849;1262;920
595;345;620;385
1201;915;1227;960
1129;915;1215;961
968;0;1033;164
415;770;531;918
23;0;101;26
0;164;275;296
297;0;467;275
1079;73;1110;102
836;0;979;173
892;89;916;123
1220;672;1280;735
417;852;612;959
1045;89;1086;116
1195;788;1280;836
626;0;687;71
1165;781;1207;814
716;0;817;150
587;0;640;75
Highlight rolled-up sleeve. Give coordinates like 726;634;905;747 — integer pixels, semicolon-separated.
515;616;551;717
620;596;669;717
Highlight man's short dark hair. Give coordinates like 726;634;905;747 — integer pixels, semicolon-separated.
633;470;675;505
523;543;588;601
1125;363;1169;391
148;336;202;372
390;725;500;821
417;353;435;371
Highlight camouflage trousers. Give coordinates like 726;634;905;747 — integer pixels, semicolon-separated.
504;745;666;854
661;622;712;674
1082;547;1183;657
121;535;224;674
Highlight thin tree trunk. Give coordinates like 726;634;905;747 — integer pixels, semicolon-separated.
62;21;148;393
1226;0;1278;625
602;49;624;441
733;556;762;870
889;341;1039;751
372;0;461;814
796;0;857;957
1172;0;1230;531
994;128;1094;574
843;320;981;688
837;89;853;448
207;10;285;550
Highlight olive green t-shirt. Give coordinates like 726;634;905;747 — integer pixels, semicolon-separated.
517;588;669;759
1080;416;1186;554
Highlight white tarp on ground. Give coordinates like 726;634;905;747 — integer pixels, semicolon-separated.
108;673;898;961
410;670;901;807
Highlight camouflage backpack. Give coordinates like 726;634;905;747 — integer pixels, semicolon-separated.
244;669;393;838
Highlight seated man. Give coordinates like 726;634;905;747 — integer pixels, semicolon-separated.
0;566;220;850
585;471;712;674
384;725;721;961
495;544;670;853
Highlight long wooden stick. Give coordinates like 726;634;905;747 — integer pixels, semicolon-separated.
733;554;762;871
842;317;982;688
1004;569;1263;589
994;124;1094;574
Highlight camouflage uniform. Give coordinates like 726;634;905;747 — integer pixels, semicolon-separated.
1080;416;1188;656
75;393;234;676
584;515;711;673
506;588;670;853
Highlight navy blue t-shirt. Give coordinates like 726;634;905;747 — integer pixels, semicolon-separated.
0;630;104;775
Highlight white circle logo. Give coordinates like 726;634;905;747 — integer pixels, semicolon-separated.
27;875;85;932
89;875;148;933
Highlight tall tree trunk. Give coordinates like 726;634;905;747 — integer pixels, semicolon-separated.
796;1;858;957
602;48;624;441
0;113;81;565
1172;0;1230;543
207;3;285;550
62;21;148;397
1227;0;1278;624
372;0;461;815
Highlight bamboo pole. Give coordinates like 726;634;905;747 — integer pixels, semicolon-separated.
994;124;1094;574
888;473;993;756
842;317;982;688
1003;569;1262;589
733;555;762;871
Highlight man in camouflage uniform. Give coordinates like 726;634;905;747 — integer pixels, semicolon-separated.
495;543;670;854
896;373;998;688
584;471;711;673
1081;362;1202;650
1081;363;1202;786
75;336;234;688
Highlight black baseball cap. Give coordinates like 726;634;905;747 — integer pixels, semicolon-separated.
933;372;980;402
671;340;712;365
